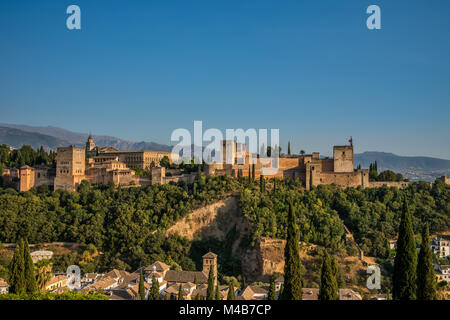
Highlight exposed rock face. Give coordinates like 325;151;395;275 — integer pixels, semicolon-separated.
241;237;286;282
165;196;250;244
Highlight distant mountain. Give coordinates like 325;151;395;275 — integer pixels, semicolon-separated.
355;152;450;182
0;123;172;152
0;127;71;150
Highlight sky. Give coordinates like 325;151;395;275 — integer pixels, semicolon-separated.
0;0;449;159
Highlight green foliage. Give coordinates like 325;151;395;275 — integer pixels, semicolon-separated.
0;145;56;172
0;292;108;300
178;284;184;300
0;176;240;271
149;275;160;300
138;271;146;300
215;284;220;300
22;239;38;294
227;282;235;300
280;202;302;300
8;240;25;294
159;156;170;168
393;199;417;300
268;277;277;300
319;251;338;300
417;223;437;300
206;266;215;300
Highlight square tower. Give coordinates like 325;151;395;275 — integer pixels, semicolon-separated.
54;146;86;191
202;252;218;286
333;145;354;173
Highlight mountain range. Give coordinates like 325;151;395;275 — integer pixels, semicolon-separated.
0;123;449;181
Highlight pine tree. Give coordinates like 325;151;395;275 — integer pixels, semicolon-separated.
138;271;146;300
178;284;184;300
417;223;437;300
393;199;417;300
288;141;291;155
215;284;220;300
227;282;235;300
22;239;37;294
206;266;215;300
319;251;338;300
8;239;26;294
281;202;302;300
268;277;277;300
149;275;160;300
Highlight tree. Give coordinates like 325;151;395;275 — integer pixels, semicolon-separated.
252;164;255;182
206;266;215;300
417;223;437;300
268;277;277;300
331;255;344;288
288;141;291;156
178;284;184;300
138;271;146;300
280;202;302;300
300;150;305;156
319;251;338;300
393;199;417;300
160;156;170;168
8;239;26;294
149;275;160;300
22;239;37;294
260;174;265;193
227;282;235;300
215;284;220;300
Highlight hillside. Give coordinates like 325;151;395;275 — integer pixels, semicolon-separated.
0;123;172;151
355;151;450;181
0;127;71;150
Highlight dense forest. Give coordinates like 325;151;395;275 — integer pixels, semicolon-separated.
0;144;56;170
240;178;450;257
0;171;449;282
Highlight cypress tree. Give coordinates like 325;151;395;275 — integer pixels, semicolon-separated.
138;271;146;300
178;284;184;300
248;166;252;185
319;251;338;300
22;239;38;294
8;239;26;294
393;199;417;300
268;277;277;300
227;282;235;300
281;202;302;300
252;163;255;181
149;275;160;300
288;141;291;155
215;284;220;300
417;223;437;300
309;167;313;190
260;174;265;192
206;266;215;300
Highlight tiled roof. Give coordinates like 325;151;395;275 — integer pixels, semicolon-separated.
302;288;319;300
202;252;218;259
145;261;171;273
164;270;208;284
0;278;9;287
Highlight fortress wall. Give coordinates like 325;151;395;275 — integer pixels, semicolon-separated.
368;181;412;189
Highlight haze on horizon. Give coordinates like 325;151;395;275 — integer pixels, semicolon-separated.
0;0;449;159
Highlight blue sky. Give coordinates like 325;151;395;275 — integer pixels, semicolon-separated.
0;0;449;158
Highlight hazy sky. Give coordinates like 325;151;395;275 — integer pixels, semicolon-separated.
0;0;449;158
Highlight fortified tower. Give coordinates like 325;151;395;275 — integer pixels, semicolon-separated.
54;146;86;191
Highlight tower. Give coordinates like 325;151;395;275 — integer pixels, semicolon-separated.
86;134;95;152
202;252;218;286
